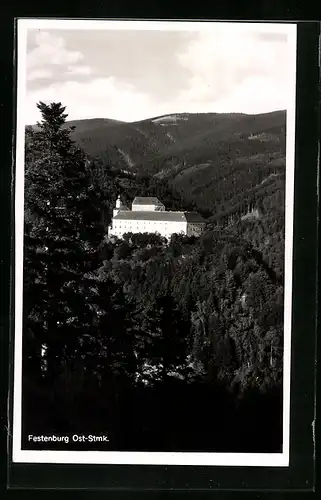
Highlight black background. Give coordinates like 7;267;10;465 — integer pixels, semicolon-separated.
0;3;320;496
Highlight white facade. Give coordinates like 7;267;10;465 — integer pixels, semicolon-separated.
132;197;165;212
110;218;187;240
132;204;165;212
108;196;205;241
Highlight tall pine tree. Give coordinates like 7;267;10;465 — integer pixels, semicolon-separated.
23;102;106;386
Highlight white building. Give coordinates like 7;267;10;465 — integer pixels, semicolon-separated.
108;196;205;241
132;196;165;212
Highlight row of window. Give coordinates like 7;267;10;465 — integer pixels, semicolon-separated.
115;223;186;231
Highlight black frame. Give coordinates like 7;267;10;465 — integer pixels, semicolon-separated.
1;18;319;492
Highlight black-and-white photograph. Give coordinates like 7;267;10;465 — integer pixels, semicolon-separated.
13;19;297;466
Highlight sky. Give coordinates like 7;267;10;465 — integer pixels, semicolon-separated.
22;21;296;124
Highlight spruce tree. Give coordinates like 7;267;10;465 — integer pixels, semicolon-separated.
23;101;106;385
131;295;191;385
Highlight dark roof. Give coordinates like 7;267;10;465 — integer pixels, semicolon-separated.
132;197;164;206
184;212;205;223
113;211;205;223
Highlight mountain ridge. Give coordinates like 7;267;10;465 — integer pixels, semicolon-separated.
27;110;286;252
29;109;286;127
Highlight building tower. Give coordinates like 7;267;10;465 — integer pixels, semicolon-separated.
113;195;121;217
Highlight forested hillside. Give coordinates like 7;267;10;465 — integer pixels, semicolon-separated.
22;103;285;453
59;109;286;276
31;110;286;218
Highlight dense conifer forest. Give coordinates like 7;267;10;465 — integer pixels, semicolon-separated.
22;102;285;452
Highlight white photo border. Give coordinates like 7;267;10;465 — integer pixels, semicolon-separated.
12;18;297;466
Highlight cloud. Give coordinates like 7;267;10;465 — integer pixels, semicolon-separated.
26;30;91;93
25;23;295;123
66;65;92;76
27;31;83;71
203;75;289;114
27;68;53;81
26;28;193;97
26;77;154;124
176;24;292;113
